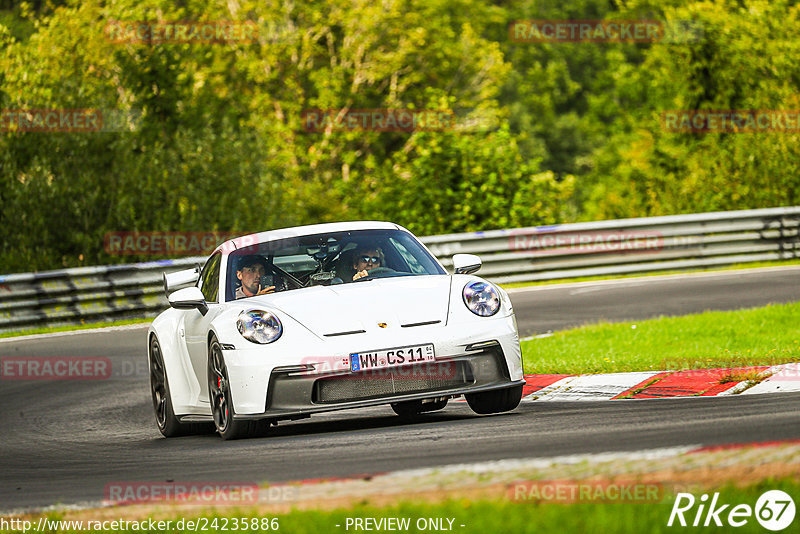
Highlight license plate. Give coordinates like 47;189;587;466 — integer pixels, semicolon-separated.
349;343;435;372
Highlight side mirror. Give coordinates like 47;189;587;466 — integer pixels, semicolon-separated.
452;253;482;275
163;266;200;295
168;286;208;315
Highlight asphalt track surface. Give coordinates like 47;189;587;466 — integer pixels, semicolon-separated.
509;266;800;335
2;267;800;511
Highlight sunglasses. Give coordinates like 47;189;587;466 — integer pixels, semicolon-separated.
359;255;381;264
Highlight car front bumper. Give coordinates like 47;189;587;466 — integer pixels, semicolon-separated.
233;341;522;420
220;312;523;419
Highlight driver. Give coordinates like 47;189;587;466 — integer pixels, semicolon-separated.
352;246;386;281
235;255;275;299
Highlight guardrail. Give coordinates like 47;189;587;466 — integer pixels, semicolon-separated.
1;207;799;333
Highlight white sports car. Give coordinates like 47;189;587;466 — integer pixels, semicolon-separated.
148;221;524;439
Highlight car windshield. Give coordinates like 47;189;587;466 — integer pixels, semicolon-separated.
225;229;445;301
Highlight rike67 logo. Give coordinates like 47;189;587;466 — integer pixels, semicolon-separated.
668;490;796;531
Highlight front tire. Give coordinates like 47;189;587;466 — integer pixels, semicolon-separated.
207;336;270;440
149;336;212;437
465;384;523;415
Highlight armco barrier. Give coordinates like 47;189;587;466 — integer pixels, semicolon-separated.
0;259;201;333
1;207;799;333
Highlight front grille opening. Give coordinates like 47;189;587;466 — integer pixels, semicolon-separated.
312;361;473;404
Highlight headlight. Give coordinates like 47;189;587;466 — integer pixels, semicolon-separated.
462;281;500;317
237;310;282;344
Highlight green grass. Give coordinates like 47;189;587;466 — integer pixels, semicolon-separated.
500;258;800;289
19;478;799;533
0;317;152;339
521;302;800;375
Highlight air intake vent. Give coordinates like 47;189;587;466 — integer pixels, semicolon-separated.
313;361;472;403
400;320;441;328
323;329;366;337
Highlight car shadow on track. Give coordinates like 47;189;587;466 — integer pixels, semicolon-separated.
143;407;515;444
268;412;478;439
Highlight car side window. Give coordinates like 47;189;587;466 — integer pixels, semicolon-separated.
198;253;221;303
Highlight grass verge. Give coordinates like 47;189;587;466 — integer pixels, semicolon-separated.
17;478;799;534
0;318;152;339
521;302;800;375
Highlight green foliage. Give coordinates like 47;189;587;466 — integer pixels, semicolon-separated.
583;0;800;219
366;125;575;235
0;0;798;272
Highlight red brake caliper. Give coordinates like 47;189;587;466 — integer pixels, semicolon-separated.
216;377;226;418
217;378;223;407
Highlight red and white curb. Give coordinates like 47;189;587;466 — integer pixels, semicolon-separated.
521;363;800;401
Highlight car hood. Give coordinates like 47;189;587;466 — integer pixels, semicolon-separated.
252;275;452;338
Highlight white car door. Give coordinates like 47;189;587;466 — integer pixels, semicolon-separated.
184;252;224;403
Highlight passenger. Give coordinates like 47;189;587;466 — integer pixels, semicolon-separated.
352;247;385;281
235;255;275;299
